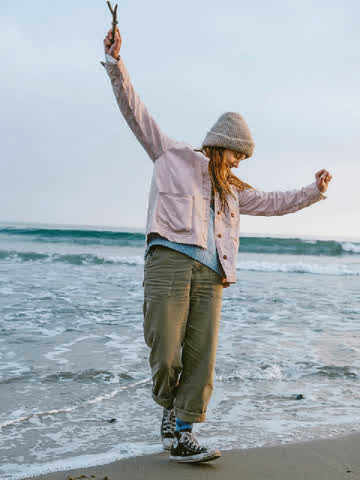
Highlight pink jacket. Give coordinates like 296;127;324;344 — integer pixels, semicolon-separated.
100;57;327;284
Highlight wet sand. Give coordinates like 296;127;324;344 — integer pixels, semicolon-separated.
27;431;360;480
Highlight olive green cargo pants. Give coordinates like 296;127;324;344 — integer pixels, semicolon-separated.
143;245;224;423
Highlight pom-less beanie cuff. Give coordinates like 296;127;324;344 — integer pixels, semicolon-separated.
202;112;255;159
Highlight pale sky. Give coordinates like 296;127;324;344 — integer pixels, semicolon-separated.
1;0;359;239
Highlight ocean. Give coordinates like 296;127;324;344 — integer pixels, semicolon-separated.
0;221;359;479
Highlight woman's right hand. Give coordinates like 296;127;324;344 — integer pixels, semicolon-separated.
315;169;332;194
104;26;122;60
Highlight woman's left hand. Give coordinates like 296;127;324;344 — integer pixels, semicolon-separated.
315;169;333;193
222;279;231;288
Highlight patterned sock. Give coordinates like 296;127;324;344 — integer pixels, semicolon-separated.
175;417;193;432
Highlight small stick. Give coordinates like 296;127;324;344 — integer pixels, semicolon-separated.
106;1;118;45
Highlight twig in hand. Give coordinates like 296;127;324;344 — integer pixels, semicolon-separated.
106;1;118;45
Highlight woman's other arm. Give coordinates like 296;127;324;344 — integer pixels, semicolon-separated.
238;169;332;216
101;27;177;162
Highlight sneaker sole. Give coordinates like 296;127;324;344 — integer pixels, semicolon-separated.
169;451;221;463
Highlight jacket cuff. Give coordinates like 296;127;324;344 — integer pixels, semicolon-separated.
310;181;327;200
105;53;119;64
100;55;122;70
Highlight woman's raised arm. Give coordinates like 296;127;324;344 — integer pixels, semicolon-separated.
101;27;178;162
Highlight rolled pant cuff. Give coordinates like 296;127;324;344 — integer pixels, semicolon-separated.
174;406;206;423
152;391;174;409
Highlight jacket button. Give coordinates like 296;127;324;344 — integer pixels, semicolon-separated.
231;212;235;217
217;211;221;215
223;255;227;260
218;234;222;238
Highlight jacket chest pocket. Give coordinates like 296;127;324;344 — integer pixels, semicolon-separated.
157;192;193;234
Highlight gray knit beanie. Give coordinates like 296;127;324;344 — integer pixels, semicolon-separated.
202;112;255;159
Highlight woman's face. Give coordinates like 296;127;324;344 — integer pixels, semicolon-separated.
223;149;246;169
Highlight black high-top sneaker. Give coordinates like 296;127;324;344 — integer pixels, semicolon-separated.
161;407;176;450
169;430;221;463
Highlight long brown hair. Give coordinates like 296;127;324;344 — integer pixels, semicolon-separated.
202;146;255;212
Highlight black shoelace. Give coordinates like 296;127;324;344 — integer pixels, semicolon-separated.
180;431;202;451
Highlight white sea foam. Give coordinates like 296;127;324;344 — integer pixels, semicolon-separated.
0;286;14;294
75;254;360;276
0;360;32;383
0;406;77;429
341;242;360;253
216;364;284;382
44;335;100;364
236;260;360;276
0;377;152;430
3;442;162;480
103;254;144;265
91;254;360;276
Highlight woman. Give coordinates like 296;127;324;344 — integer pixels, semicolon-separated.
102;27;332;463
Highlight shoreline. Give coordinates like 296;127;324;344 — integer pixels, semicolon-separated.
24;430;360;480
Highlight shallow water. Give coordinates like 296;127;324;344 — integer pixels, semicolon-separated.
0;223;359;479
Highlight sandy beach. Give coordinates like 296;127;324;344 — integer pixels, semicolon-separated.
27;431;360;480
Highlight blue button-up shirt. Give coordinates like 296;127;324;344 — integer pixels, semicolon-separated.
144;204;225;278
